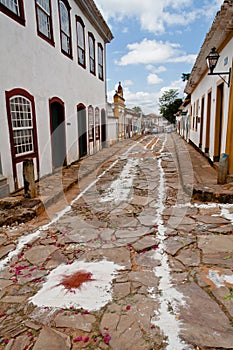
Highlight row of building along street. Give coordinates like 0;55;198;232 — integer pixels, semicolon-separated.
0;0;233;349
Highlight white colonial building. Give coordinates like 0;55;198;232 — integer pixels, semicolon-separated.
0;0;113;196
184;0;233;176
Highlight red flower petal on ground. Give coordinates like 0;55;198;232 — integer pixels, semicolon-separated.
104;333;111;344
126;305;131;310
83;336;89;343
74;336;82;342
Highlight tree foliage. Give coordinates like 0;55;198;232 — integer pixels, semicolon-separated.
158;89;182;124
132;106;142;113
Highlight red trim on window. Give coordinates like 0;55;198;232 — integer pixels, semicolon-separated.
58;0;73;59
0;0;25;26
98;43;104;81
35;0;55;46
5;88;39;190
88;32;96;76
76;15;86;69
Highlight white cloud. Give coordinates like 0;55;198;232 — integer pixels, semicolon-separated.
116;38;195;66
95;0;221;34
147;73;163;85
123;80;133;86
146;65;167;73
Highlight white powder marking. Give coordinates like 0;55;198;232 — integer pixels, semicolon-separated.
29;260;124;311
208;270;233;288
100;158;139;203
151;135;189;350
220;208;233;224
0;139;145;271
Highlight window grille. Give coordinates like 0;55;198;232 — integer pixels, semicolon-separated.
9;96;34;156
89;33;95;74
98;44;103;80
59;0;71;55
95;108;100;139
88;106;94;140
0;0;19;15
77;18;85;67
36;0;52;40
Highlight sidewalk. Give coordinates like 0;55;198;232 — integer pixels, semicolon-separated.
0;138;135;226
172;132;233;203
1;133;233;227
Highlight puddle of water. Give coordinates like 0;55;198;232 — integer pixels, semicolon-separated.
29;260;124;311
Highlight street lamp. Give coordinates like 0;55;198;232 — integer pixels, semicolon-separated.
206;47;231;87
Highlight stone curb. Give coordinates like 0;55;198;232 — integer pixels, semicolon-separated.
173;134;233;204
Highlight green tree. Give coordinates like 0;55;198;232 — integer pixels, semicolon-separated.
132;106;142;113
158;89;182;124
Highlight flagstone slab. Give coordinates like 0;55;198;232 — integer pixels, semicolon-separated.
198;235;233;254
0;244;15;259
64;229;99;244
9;334;30;350
212;286;233;318
197;215;230;225
135;250;160;268
132;236;159;252
137;215;156;226
54;313;96;331
113;282;131;300
115;227;149;239
164;236;195;256
32;327;71;350
202;252;233;267
176;248;200;267
24;245;58;265
178;282;233;348
1;295;27;303
0;234;7;246
209;224;233;234
100;296;160;350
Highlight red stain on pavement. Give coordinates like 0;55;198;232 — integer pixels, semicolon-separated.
59;270;94;291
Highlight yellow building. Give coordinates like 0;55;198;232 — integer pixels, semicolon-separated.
113;82;126;140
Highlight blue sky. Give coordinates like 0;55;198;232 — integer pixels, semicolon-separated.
95;0;223;114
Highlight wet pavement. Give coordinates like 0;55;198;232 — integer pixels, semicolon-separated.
0;134;233;349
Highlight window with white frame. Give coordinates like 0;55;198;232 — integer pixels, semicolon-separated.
95;107;100;139
0;0;25;25
76;16;86;68
9;96;34;156
58;0;72;57
88;105;94;141
88;32;95;75
98;43;104;80
35;0;54;43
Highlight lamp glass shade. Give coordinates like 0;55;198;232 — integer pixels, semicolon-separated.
206;47;220;73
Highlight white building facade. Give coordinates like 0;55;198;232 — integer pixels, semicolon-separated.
0;0;113;195
185;0;233;174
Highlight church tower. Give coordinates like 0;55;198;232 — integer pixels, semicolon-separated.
113;82;125;139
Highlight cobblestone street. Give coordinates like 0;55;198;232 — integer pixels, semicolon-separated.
0;134;233;349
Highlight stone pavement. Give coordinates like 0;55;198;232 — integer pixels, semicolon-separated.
172;133;233;203
0;133;233;349
0;133;233;228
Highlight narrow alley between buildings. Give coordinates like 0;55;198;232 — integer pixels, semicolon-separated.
0;134;233;350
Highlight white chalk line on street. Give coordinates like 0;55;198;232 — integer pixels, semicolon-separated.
151;134;191;350
0;138;146;271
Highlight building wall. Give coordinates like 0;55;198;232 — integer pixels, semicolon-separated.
0;0;110;192
189;40;232;163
